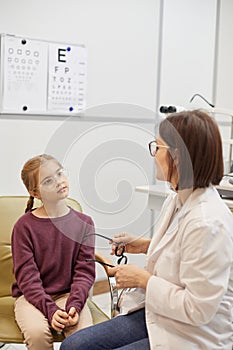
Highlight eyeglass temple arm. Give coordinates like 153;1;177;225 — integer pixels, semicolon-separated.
84;233;125;256
86;259;115;269
83;233;113;242
84;233;126;265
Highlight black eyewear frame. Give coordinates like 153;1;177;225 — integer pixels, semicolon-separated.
84;233;129;316
84;233;128;267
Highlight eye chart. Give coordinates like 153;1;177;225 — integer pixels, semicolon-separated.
0;34;87;115
48;43;87;113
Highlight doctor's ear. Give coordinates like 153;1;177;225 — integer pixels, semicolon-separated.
170;148;180;167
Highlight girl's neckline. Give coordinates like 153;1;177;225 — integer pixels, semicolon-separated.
30;206;71;219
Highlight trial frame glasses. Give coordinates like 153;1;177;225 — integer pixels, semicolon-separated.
84;232;128;267
84;232;129;317
84;232;128;316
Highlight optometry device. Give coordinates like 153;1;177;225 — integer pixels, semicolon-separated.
159;105;185;114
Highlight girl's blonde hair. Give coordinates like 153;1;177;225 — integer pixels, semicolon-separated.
21;154;62;212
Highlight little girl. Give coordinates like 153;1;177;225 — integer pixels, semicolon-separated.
11;154;95;350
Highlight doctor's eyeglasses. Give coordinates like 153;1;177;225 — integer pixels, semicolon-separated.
148;141;170;157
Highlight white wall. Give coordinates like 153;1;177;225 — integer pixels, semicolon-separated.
214;0;233;171
0;0;232;276
0;0;159;204
216;0;233;110
0;0;160;274
0;0;159;111
160;0;217;108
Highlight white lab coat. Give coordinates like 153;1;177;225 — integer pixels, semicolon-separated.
121;186;233;349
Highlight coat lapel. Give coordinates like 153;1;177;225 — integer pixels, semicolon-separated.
146;191;196;267
147;193;177;256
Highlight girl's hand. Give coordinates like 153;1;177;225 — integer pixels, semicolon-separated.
51;309;69;332
110;264;151;290
67;307;79;327
64;307;79;337
110;232;151;255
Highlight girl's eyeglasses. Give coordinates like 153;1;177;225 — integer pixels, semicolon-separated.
39;168;68;191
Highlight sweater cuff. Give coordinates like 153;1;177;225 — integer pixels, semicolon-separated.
47;304;61;324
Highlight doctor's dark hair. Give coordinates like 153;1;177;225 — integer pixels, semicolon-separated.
21;154;62;213
159;110;223;190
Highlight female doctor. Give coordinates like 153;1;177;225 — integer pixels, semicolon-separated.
61;110;233;350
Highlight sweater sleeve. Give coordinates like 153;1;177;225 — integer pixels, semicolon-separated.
65;217;96;314
11;221;60;324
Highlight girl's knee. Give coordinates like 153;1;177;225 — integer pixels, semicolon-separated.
23;324;53;350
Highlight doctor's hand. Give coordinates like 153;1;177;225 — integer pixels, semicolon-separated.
110;232;151;255
110;264;151;290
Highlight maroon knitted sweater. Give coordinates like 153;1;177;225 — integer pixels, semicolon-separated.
11;208;95;324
